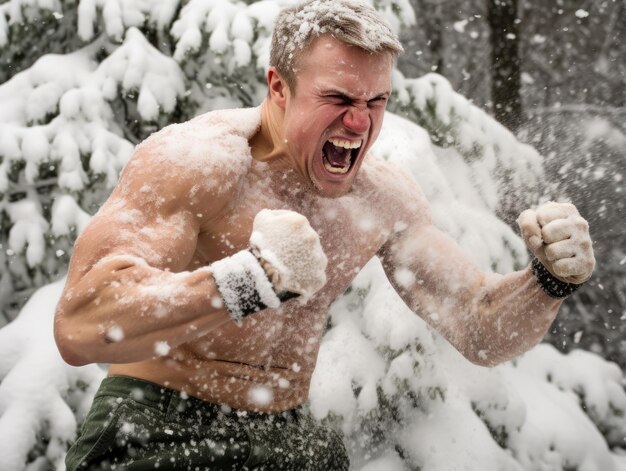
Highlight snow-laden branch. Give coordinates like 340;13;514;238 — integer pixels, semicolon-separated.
0;28;185;309
0;281;104;470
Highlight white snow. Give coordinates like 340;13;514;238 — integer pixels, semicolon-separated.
154;340;171;356
575;9;590;19
249;385;274;407
0;26;183;269
106;325;125;342
6;199;49;268
0;281;105;470
277;0;404;60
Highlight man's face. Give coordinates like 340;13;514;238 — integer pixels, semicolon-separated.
280;36;393;198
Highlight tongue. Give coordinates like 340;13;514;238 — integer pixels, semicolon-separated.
323;141;351;167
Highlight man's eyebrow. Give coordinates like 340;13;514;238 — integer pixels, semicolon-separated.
320;89;390;101
320;89;351;98
370;91;391;100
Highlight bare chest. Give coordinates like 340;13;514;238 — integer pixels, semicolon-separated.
183;174;391;367
199;179;389;293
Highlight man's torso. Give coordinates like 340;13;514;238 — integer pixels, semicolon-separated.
109;108;422;411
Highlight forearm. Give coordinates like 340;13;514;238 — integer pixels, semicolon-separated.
54;256;231;365
381;223;566;367
455;266;563;366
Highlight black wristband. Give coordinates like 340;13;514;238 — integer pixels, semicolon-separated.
221;269;269;318
531;258;580;299
277;291;299;302
210;250;281;321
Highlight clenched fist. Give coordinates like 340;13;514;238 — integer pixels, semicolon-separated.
250;209;328;298
210;209;327;320
517;201;595;285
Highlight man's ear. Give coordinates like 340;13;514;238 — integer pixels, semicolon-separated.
267;67;290;108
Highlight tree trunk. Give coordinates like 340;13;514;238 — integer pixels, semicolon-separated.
487;0;523;131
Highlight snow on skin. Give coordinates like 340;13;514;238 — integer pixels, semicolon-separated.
392;266;416;289
154;341;171;356
249;385;273;407
0;0;402;329
132;107;260;197
106;325;125;342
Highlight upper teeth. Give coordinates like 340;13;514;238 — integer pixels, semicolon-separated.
329;138;362;149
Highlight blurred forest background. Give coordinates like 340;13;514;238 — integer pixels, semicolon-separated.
0;0;624;370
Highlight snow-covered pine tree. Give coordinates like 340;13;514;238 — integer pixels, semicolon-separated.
0;0;414;324
1;1;625;470
0;0;190;322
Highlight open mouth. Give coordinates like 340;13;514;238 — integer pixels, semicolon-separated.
322;138;362;175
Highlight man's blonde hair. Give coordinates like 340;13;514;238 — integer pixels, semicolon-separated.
269;0;404;91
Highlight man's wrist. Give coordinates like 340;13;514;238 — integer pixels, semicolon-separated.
210;250;281;321
531;257;581;299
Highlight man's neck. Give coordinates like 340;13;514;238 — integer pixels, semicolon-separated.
250;99;289;164
249;99;314;201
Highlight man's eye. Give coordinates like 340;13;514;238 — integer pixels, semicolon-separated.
327;95;350;105
368;97;388;107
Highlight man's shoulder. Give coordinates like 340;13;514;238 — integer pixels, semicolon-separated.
360;153;425;201
351;152;431;230
138;106;261;167
125;106;262;196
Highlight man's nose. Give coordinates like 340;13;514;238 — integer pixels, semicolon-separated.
342;106;369;134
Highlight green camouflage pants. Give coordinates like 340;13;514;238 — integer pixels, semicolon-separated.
65;376;349;470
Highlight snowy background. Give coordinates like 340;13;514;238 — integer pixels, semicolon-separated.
0;0;624;470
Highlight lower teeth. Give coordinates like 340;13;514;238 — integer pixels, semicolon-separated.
323;154;350;174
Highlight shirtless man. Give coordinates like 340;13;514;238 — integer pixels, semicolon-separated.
55;0;596;469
